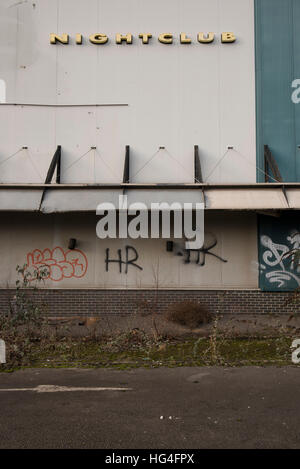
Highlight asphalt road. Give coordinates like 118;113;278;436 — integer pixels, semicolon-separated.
0;367;299;449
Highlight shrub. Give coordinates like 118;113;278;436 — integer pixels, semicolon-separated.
0;264;48;368
165;301;212;329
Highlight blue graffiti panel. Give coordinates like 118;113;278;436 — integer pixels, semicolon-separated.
259;213;300;291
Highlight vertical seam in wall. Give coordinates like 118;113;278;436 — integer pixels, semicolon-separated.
94;0;98;295
177;0;180;180
217;0;221;182
15;5;19;100
291;0;296;179
96;0;100;178
54;0;60;150
254;0;263;182
254;0;263;285
13;5;20;150
55;0;60;106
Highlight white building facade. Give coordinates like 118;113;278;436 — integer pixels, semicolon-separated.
0;0;298;316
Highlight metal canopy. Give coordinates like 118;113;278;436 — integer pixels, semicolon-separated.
204;187;289;210
0;189;43;211
0;184;299;212
125;189;204;208
41;189;123;213
41;188;204;213
285;189;300;209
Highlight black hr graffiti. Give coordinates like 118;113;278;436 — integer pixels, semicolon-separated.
173;237;228;266
105;246;143;274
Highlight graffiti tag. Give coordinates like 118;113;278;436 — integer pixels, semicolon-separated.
170;235;227;266
105;246;143;274
26;247;88;282
260;232;300;288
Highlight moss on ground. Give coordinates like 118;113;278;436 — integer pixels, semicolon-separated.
0;335;295;372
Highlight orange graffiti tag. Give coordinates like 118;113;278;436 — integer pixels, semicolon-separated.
26;247;88;282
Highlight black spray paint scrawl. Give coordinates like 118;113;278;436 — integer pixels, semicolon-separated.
105;246;143;274
168;235;228;266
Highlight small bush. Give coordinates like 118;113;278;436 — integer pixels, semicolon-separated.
0;264;48;368
166;301;212;329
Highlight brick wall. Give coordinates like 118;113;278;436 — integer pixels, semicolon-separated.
0;289;298;316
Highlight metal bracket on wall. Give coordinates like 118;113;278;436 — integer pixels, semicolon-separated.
194;145;203;183
194;145;205;206
45;145;62;184
264;145;283;183
39;145;61;211
123;145;130;184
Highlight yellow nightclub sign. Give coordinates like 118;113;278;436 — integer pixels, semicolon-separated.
50;32;236;45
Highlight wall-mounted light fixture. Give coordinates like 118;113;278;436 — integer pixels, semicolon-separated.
68;238;77;250
166;241;174;252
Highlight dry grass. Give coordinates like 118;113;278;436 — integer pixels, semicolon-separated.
165;301;212;329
